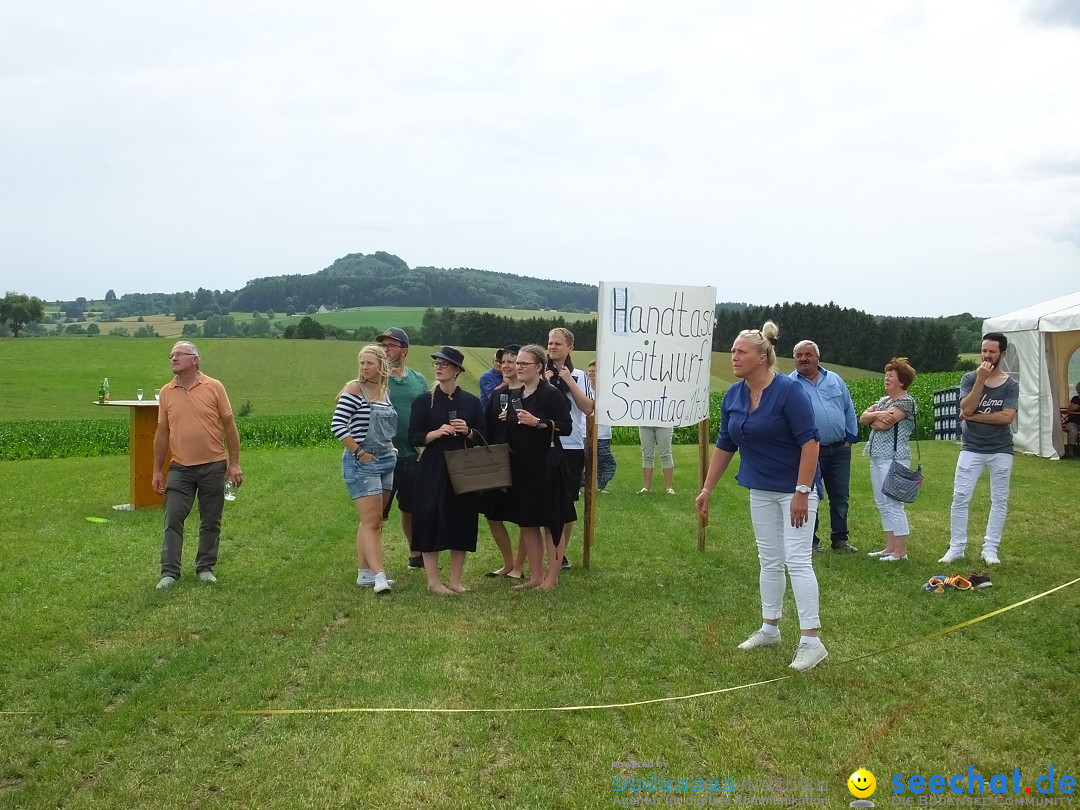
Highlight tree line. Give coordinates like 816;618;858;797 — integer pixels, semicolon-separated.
230;251;597;314
711;301;963;373
413;302;966;372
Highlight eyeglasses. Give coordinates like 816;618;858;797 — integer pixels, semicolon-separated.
169;352;196;359
514;361;539;367
432;361;453;369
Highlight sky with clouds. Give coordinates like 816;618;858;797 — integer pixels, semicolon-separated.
2;0;1078;318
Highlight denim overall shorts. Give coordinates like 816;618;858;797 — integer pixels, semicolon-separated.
342;394;398;500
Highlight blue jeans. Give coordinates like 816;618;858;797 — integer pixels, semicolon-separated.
342;451;396;500
814;443;851;547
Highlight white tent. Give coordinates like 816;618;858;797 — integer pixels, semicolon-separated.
983;290;1080;459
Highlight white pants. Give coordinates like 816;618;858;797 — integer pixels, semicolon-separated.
869;456;910;536
639;426;674;469
948;450;1014;554
749;489;820;630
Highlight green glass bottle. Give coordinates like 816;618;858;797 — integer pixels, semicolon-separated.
98;379;106;404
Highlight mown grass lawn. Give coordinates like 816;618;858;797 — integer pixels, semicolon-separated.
2;443;1077;809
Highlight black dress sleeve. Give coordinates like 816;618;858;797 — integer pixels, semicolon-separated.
542;383;573;437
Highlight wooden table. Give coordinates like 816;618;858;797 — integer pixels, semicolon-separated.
95;400;170;510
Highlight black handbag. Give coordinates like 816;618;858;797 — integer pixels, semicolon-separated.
444;433;512;495
879;404;923;503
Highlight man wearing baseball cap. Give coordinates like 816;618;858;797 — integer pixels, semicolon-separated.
375;327;430;569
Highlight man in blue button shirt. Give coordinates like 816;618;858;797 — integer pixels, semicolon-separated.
790;340;859;553
478;349;505;412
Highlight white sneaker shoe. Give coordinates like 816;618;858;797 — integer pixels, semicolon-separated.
938;549;966;564
373;573;393;594
665;488;676;495
358;574;395;588
737;630;781;650
789;641;829;672
156;575;177;589
637;488;650;494
197;570;217;583
981;550;1001;565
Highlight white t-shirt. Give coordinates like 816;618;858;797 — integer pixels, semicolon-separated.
561;367;592;450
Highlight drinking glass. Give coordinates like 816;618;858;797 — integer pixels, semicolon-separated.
136;389;144;401
499;393;509;414
224;481;237;502
448;410;457;422
154;389;161;401
511;397;523;413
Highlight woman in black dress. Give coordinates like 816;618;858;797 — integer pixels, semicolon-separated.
502;344;573;591
482;344;526;579
409;346;486;595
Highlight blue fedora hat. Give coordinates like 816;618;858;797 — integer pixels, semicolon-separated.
431;346;466;371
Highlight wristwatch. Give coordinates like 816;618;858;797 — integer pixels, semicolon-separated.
795;484;812;494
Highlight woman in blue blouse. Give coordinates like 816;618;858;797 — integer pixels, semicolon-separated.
695;321;827;672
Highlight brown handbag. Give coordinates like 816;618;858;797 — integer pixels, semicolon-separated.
444;433;512;495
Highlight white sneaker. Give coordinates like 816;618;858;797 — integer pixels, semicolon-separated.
373;573;393;594
737;630;781;650
637;488;650;494
197;570;217;583
878;554;908;562
938;549;966;564
789;641;829;672
665;488;676;495
156;575;177;589
867;549;891;557
981;550;1001;565
358;575;395;588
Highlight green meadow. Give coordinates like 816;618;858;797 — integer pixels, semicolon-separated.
53;305;597;340
1;338;1077;808
0;338;877;424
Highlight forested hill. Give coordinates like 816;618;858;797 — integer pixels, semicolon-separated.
230;251;597;313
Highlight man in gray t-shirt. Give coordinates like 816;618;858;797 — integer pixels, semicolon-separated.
939;333;1019;566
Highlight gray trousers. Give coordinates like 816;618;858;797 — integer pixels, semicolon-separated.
161;460;227;578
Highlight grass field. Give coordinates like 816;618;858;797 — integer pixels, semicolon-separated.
282;305;596;332
1;443;1077;808
0;338;881;423
48;305;597;340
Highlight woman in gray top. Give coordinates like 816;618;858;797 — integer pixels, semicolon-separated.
859;357;917;562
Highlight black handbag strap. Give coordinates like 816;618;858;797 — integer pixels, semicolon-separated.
891;398;921;466
464;431;487;449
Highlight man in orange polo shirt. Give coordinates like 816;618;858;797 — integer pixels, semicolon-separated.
152;341;243;589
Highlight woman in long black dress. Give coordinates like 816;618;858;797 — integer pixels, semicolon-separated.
409;346;486;595
482;344;525;579
502;344;573;591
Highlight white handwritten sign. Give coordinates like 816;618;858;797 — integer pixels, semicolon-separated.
595;281;716;428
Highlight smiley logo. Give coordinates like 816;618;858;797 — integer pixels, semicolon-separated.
848;769;877;799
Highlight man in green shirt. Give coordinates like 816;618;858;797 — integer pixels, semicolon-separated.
376;328;430;569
